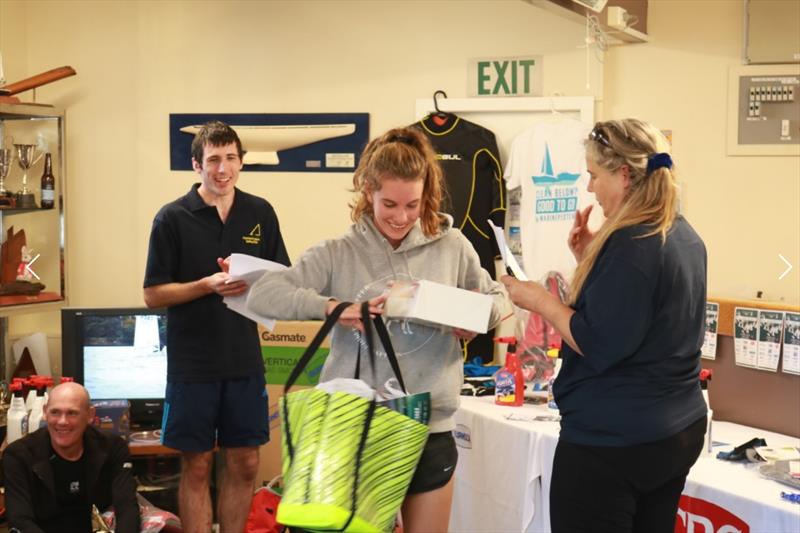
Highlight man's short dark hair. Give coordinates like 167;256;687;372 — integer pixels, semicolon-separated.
191;120;245;163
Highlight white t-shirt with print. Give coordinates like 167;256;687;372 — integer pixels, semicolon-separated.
504;119;601;282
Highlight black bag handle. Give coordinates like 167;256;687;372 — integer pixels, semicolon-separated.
283;301;351;395
282;301;350;464
360;301;408;394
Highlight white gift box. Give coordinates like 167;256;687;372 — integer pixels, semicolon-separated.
384;280;493;333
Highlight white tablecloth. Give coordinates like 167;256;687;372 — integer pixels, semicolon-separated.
449;396;800;533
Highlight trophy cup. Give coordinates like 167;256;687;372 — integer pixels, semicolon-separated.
0;148;13;206
14;143;40;209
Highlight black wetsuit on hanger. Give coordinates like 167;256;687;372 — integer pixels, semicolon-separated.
412;114;506;363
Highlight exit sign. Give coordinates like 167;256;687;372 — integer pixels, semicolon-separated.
468;56;543;97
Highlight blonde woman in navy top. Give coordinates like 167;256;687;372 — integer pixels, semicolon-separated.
502;118;707;533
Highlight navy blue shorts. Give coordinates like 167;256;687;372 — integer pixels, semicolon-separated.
161;374;269;452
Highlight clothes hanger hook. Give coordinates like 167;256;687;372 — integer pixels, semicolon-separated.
433;90;447;115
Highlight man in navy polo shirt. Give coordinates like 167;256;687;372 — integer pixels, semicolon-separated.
143;121;289;533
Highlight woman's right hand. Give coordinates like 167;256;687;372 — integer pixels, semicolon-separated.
568;205;595;261
326;294;387;332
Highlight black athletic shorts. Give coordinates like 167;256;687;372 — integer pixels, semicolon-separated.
407;431;458;495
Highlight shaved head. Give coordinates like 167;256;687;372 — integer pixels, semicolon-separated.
47;382;91;411
45;381;94;459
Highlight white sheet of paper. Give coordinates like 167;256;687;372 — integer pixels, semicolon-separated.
223;253;288;330
782;312;800;375
756;310;783;372
701;302;719;360
733;307;759;368
488;220;528;281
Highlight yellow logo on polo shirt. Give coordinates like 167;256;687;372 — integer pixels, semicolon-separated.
243;224;261;245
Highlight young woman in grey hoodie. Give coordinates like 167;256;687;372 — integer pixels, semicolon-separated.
248;126;508;532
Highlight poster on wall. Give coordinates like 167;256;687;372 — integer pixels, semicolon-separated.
755;310;783;372
700;302;719;360
733;307;759;368
782;312;800;375
169;113;369;172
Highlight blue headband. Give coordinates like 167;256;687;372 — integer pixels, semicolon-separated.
646;153;673;174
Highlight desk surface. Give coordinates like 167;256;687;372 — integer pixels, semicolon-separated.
128;443;180;456
451;396;800;533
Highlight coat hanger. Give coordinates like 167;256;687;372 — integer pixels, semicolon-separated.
549;96;563;116
431;90;451;126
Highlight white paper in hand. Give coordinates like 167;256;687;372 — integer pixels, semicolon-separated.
223;253;288;330
487;220;528;281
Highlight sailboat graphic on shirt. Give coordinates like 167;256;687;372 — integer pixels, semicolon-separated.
532;143;580;185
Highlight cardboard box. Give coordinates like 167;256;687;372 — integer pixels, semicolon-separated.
90;399;131;441
384;280;493;333
259;321;330;386
257;321;329;484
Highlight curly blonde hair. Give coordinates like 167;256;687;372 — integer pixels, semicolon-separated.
350;127;446;237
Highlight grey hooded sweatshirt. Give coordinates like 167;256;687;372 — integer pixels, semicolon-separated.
247;214;507;433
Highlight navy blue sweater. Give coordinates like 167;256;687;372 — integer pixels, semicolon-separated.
554;216;708;446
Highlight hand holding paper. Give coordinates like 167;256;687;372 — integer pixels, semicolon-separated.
223;253;288;329
488;220;528;281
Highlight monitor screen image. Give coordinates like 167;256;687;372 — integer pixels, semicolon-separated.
61;307;168;430
82;314;167;400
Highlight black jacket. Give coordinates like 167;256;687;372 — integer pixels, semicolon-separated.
2;425;140;532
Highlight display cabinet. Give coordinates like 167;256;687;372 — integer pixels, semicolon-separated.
0;103;66;315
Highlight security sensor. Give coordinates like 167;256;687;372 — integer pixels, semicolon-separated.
607;6;629;29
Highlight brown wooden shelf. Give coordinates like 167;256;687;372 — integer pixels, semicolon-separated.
708;296;800;337
0;291;62;307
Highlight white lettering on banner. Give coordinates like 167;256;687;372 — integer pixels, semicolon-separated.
677;509;717;533
676;495;749;533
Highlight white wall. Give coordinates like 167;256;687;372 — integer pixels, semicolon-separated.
604;0;799;304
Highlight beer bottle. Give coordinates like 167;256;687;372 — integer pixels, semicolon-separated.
40;153;55;209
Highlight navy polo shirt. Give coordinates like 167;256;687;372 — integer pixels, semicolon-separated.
554;216;708;446
144;184;290;381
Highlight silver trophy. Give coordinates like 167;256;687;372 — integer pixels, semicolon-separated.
14;143;40;208
0;148;11;198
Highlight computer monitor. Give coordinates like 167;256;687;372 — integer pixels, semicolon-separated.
61;307;167;430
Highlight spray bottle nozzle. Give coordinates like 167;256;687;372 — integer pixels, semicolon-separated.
494;336;517;352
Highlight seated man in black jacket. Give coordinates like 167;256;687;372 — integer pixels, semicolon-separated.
2;381;140;532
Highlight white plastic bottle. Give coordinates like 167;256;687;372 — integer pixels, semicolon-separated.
7;382;29;444
28;379;47;432
24;375;39;413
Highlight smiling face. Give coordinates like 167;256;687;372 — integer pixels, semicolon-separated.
369;176;424;248
194;142;242;201
586;157;630;218
45;383;94;460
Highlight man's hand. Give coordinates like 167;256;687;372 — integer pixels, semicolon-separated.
568;205;595;261
206;258;247;297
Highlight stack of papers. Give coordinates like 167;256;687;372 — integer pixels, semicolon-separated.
223;253;286;330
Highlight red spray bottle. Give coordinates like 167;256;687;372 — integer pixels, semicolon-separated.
494;336;524;406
